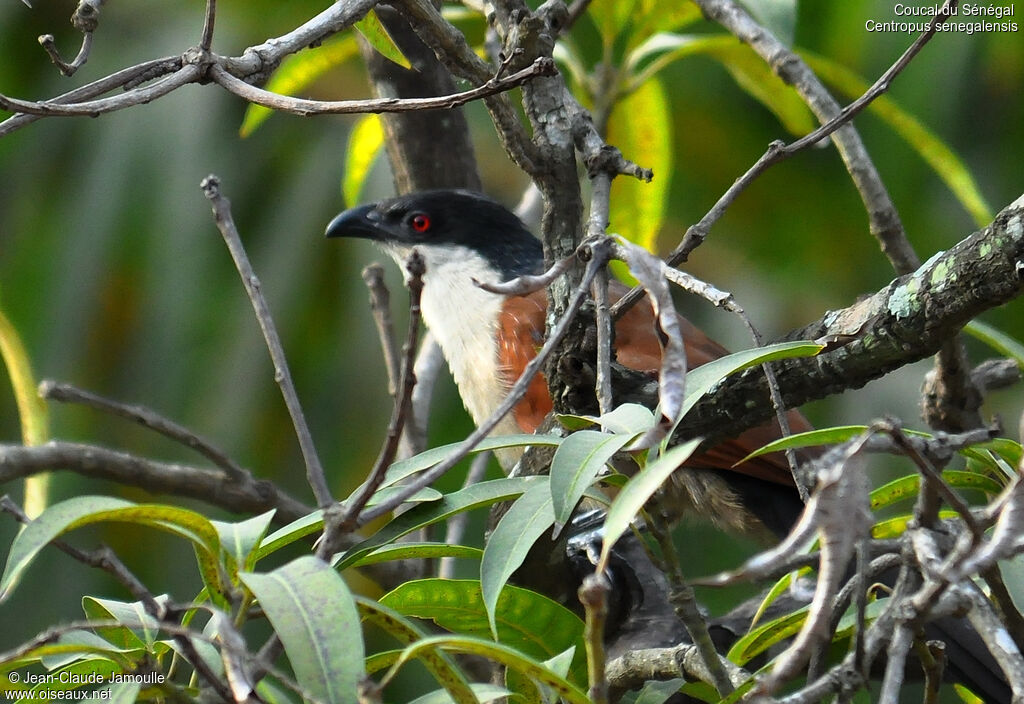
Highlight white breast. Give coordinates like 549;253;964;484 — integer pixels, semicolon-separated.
385;243;524;461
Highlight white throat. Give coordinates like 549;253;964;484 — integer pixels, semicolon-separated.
385;243;521;443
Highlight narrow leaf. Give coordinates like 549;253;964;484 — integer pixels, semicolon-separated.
965;319;1024;368
383;435;560;489
336;478;538;569
607;78;672;260
598;438;703;571
348;542;482;568
550;430;635;534
383;635;589;704
481;482;556;636
0;304;50;517
353;10;411;68
1;497;222;602
356;596;479;704
241;556;364;704
343;114;386;207
255;509;324;562
380;579;586;687
212;510;276;572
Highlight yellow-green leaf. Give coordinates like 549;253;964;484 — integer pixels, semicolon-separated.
606;77;672;282
0;303;50;516
239;34;360;137
354;10;411;69
343;114;386;207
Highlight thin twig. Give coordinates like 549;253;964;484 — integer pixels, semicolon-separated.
439;451;491;579
0;496;236;701
200;0;216;51
327;253;426;543
201;175;331;507
0;441;312;523
0;64;202;117
579;573;611;704
588;172;614;417
39;379;249;482
362;264;401;396
38;32;94;77
878;420;983;538
612;1;955;320
354;245;607;527
646;513;734;697
208;57;556;116
473;251;575;295
402;334;444;459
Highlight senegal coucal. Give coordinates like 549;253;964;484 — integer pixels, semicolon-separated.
326;189;1011;702
326;188;807;539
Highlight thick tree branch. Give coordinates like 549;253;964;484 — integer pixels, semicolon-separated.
621;195;1024;448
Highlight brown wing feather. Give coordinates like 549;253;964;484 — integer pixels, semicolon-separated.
497;285;805;487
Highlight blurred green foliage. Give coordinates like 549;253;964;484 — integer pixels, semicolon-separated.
1;0;1022;657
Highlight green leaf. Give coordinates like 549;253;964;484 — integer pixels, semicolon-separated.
0;497;223;603
38;630;138;670
240;556;364;704
607;78;672;283
481;482;556;637
550;430;635;534
409;684;510;704
873;510;959;539
802;51;993;227
737;426;868;462
727;606;808;665
99;682;141;704
336;478;539;569
382;435;561;489
748;567;811;631
239;34;360;137
871;471;1004;511
348;542;483;568
598;438;703;571
0;304;50;517
626;0;703;52
965;319;1024;368
589;0;639;46
31;658;122;695
255;509;324;562
380;579;586;688
635;678;687;704
82;596;167;651
356;596;479;704
353;10;411;68
343;114;386;208
212;510;276;573
383;635;589;704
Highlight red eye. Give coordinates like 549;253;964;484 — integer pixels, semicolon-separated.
410;213;431;232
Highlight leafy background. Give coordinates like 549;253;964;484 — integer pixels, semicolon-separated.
1;0;1022;651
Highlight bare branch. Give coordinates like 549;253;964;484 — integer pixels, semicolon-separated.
328;252;426;540
39;379;249;482
201;175;331;507
0;441;312;524
362;264;401;397
208;57;556;116
0;64;201;117
200;0;216;52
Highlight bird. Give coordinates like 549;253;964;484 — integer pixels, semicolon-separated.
326;189;1011;703
325;188;809;540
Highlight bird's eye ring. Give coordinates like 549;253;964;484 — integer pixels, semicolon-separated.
410;213;431;232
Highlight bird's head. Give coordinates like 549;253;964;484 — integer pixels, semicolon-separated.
325;189;543;281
